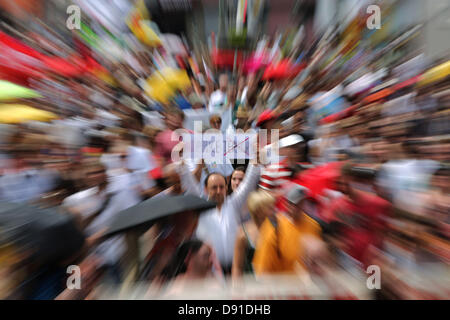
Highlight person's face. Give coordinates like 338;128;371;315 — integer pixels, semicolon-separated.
166;114;183;130
210;118;222;130
205;174;227;205
281;144;303;163
219;75;228;92
231;170;245;191
189;244;212;274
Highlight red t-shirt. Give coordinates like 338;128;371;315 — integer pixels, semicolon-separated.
323;191;391;265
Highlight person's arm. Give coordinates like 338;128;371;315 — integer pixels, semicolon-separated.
177;160;203;196
140;185;163;199
193;159;205;183
231;228;248;280
78;192;115;230
207;91;216;112
229;163;261;218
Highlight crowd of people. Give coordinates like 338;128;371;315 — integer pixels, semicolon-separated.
0;2;449;300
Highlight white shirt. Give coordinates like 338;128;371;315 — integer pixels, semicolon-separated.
127;146;157;190
0;169;57;203
63;184;141;266
179;162;261;265
208;90;227;113
378;159;439;213
62;186;107;220
87;187;141;266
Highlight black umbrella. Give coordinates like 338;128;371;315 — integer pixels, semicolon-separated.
0;202;86;267
104;194;216;237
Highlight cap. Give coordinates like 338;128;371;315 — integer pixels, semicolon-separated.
279;134;304;148
256;110;276;127
286;185;309;205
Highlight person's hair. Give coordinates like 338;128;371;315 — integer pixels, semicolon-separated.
232;166;246;176
162;239;204;280
247;190;275;220
209;115;222;124
434;166;450;178
204;172;226;188
165;109;185;121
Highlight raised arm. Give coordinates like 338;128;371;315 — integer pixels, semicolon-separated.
177;160;203;196
229;163;261;218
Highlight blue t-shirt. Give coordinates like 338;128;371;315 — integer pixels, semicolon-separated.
174;95;192;110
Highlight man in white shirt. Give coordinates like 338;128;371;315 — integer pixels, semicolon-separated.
62;162;140;283
126;133;157;192
208;74;228;113
178;160;261;273
377;141;439;214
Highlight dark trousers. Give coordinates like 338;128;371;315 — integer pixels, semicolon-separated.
221;264;232;276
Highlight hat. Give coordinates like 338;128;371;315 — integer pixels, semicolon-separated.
256;109;276;127
286;185;309;205
279;134;304;148
236;106;250;118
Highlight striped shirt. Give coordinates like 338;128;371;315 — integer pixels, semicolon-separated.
259;161;294;191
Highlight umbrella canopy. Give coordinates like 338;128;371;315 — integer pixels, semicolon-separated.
242;54;267;74
145;68;191;103
0;202;86;267
211;49;243;70
40;55;84;78
262;59;304;81
0;81;42;101
418;60;450;87
105;194;216;237
0;104;58;123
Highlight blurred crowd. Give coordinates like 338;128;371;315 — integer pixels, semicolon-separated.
0;0;449;300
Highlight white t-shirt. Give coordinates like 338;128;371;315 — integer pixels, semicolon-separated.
63;185;141;266
208;90;227;113
378;159;439;214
